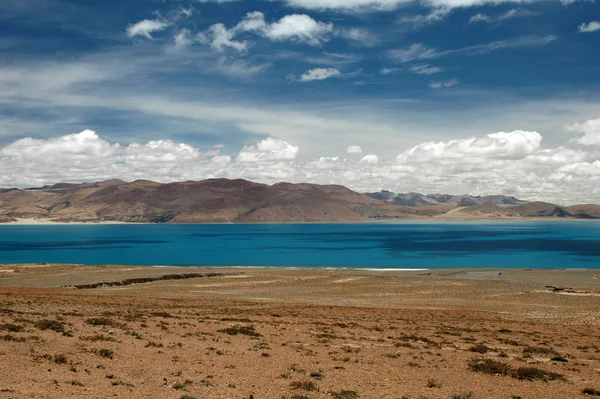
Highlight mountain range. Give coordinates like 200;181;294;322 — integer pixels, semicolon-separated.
1;179;599;223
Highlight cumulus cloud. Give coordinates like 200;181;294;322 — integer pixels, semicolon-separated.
279;0;554;11
397;131;543;162
360;154;379;163
567;118;600;145
236;137;299;162
578;21;600;33
347;145;363;154
300;67;341;81
1;128;599;204
200;12;334;51
126;19;170;39
267;14;333;45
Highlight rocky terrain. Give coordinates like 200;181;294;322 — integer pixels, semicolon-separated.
1;179;599;223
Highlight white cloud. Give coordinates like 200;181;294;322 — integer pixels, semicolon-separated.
236;137;299;162
126;19;170;39
379;67;400;75
300;67;341;81
336;28;378;45
266;14;333;45
399;7;451;27
390;35;557;66
199;12;334;51
279;0;561;11
1;128;599;205
174;29;193;49
360;154;379;163
429;78;459;88
410;64;443;75
470;8;536;24
347;145;363;154
578;21;600;33
567;118;600;146
397;131;543;162
199;23;248;52
389;43;438;63
469;13;491;24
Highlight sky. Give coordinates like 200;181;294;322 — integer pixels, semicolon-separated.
1;0;599;204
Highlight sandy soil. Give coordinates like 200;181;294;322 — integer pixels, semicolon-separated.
1;264;600;399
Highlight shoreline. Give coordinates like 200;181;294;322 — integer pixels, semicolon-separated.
2;217;599;225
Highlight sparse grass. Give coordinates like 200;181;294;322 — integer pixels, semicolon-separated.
290;380;318;392
310;371;324;380
34;319;65;333
2;334;26;342
218;324;261;337
80;334;117;342
329;390;359;399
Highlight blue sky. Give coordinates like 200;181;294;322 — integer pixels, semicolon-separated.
1;0;599;203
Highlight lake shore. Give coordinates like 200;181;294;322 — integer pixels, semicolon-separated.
1;264;599;398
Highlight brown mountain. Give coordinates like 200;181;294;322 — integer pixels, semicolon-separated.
1;179;598;223
0;179;414;223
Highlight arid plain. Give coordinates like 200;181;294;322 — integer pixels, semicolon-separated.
1;264;599;399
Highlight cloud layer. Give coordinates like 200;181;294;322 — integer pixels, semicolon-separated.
2;125;599;205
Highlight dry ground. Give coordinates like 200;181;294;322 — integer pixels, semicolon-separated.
1;264;600;399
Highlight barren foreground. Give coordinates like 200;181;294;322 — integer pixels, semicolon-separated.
1;264;600;399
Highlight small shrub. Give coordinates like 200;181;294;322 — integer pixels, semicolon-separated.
172;382;187;390
522;346;557;357
34;319;65;333
53;354;68;364
80;334;117;342
551;355;568;362
470;344;490;354
98;348;114;359
180;396;198;399
329;390;359;399
582;387;600;396
218;324;261;337
451;393;475;399
0;323;24;332
427;377;442;388
290;380;318;392
512;367;564;382
469;359;511;376
86;318;116;327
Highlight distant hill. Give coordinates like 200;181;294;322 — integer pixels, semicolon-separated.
0;180;598;223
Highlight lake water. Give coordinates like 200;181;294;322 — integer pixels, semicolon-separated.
0;222;599;269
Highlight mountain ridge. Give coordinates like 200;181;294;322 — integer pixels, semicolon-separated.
1;179;599;223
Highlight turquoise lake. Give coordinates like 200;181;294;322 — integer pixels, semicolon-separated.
0;222;599;269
